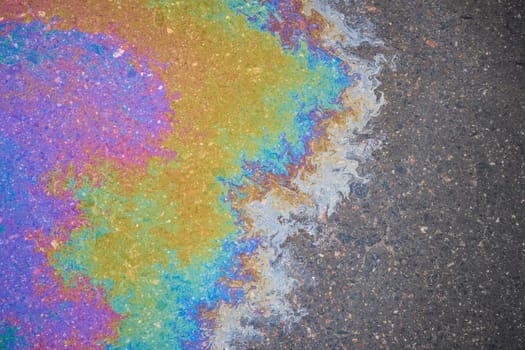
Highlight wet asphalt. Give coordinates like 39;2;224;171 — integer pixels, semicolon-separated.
240;0;524;349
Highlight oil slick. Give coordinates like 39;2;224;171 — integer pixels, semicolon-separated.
0;1;384;349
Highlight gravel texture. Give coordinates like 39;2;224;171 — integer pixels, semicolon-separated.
240;0;525;349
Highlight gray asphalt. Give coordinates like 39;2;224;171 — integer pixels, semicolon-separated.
240;1;525;349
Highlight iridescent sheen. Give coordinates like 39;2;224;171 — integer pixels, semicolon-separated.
0;1;382;348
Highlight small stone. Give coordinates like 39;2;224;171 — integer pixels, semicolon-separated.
425;39;439;48
112;48;125;58
395;165;407;174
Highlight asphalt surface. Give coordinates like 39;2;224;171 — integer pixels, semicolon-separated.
241;1;525;349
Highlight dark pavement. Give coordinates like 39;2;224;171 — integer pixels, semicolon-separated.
242;1;525;349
